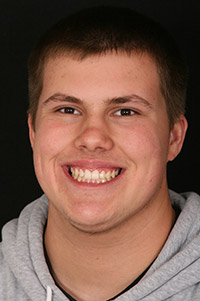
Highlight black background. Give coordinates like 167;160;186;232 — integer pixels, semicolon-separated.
1;0;200;231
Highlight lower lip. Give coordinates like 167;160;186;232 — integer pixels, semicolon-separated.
62;166;124;188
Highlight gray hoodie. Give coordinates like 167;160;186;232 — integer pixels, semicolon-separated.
0;190;200;301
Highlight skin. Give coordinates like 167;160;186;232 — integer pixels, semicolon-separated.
28;52;187;300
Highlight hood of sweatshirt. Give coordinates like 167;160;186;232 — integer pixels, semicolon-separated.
0;195;67;301
1;190;200;301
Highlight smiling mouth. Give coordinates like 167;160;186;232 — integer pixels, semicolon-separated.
68;167;122;184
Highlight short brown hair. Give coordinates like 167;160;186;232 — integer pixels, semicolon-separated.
28;6;188;128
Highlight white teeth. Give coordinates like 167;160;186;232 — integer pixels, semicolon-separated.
105;171;111;181
99;171;105;179
85;169;92;180
70;167;120;184
111;170;116;178
79;169;84;177
74;168;79;179
77;176;82;182
92;170;99;180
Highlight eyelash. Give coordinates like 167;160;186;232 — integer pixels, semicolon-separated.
56;107;138;117
113;108;136;116
57;107;80;115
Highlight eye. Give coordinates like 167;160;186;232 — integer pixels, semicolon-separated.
114;108;136;116
58;107;80;115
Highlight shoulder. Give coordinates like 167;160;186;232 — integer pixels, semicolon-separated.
170;190;200;208
0;241;17;297
0;195;49;300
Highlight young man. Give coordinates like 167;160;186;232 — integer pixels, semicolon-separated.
1;6;200;301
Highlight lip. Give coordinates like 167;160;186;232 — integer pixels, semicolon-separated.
62;159;123;170
61;159;125;187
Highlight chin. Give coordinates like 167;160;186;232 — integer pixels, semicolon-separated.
65;207;121;234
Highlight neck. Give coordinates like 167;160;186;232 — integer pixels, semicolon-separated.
44;190;175;301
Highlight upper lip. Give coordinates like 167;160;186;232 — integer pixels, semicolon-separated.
61;159;124;170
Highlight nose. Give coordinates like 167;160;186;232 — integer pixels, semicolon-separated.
74;121;114;153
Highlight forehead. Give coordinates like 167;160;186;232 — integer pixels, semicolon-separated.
40;52;163;105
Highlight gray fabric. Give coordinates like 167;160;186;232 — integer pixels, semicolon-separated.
0;190;200;300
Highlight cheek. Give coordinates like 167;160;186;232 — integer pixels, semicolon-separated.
119;124;170;200
115;123;169;164
34;119;74;156
32;120;75;190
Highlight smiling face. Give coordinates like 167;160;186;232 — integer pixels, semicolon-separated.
28;52;187;233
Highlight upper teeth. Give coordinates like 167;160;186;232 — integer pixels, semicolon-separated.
70;167;120;183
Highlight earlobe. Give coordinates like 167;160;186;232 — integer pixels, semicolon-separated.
28;114;35;149
167;115;188;162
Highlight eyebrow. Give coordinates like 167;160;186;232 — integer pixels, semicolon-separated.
43;93;82;105
43;92;153;109
107;94;153;108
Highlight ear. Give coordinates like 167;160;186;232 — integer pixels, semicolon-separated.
28;114;35;149
167;115;188;162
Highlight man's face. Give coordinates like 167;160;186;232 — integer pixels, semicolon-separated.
28;53;184;233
